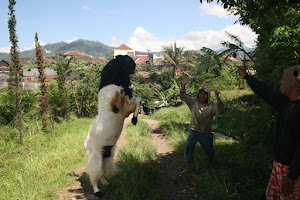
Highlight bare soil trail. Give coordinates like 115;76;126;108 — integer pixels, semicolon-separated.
57;117;201;200
142;119;201;200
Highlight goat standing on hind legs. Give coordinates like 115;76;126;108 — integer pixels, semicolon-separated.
84;55;141;198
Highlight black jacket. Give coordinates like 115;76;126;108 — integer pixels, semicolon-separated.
245;74;300;180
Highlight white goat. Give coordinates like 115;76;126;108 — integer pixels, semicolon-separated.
84;84;141;198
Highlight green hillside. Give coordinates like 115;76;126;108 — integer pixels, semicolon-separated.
0;39;114;61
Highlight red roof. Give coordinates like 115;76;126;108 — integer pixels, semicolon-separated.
137;71;150;78
115;44;133;50
0;66;9;72
132;55;150;65
98;57;108;61
19;57;55;65
63;51;85;56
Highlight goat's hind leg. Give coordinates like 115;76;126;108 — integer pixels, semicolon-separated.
103;147;116;179
86;150;106;198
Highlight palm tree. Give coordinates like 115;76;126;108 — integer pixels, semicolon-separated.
162;42;185;79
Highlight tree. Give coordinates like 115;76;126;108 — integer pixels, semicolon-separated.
54;58;72;119
35;32;48;129
68;61;104;117
162;42;185;79
199;0;300;83
8;0;22;144
198;47;222;76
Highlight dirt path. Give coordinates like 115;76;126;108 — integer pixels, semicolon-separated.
57;117;201;200
142;119;201;200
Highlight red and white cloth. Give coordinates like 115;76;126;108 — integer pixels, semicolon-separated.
266;161;300;200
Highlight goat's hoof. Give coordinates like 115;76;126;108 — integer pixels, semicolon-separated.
131;116;137;125
112;106;119;113
95;191;103;198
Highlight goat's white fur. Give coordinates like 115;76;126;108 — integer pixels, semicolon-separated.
84;84;141;194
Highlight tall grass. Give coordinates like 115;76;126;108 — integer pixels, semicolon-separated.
104;121;161;200
0;88;276;200
149;89;274;200
0;118;93;200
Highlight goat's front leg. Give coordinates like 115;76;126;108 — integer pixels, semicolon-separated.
110;91;121;113
131;97;141;125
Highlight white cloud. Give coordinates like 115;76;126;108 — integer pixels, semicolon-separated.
23;42;36;51
0;40;48;53
128;27;166;52
110;36;124;48
22;41;47;52
223;24;257;48
199;3;234;19
65;37;78;44
81;5;90;11
0;46;10;53
126;25;257;52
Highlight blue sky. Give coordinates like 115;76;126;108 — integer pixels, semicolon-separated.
0;0;257;53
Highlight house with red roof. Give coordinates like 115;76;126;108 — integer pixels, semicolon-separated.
113;44;135;58
132;53;153;65
21;57;58;82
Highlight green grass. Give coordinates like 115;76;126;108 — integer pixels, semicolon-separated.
149;89;274;200
0;118;93;200
104;121;161;200
0;89;275;200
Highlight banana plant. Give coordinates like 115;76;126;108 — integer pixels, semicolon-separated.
220;31;256;63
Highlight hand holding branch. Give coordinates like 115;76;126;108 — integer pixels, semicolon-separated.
181;74;190;90
236;66;247;78
182;74;189;85
214;91;221;103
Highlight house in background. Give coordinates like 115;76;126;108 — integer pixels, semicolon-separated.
132;53;153;65
21;57;57;81
61;51;108;79
0;60;9;88
113;44;135;58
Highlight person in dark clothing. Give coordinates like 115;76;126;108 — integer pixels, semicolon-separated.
236;65;300;199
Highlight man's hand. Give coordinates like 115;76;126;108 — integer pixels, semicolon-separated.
236;66;247;78
182;74;189;85
214;91;220;98
281;176;295;197
214;91;221;103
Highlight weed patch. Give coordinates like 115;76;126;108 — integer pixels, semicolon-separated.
150;89;273;200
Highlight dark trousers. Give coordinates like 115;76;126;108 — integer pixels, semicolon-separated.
184;129;214;163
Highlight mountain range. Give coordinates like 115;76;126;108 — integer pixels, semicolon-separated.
0;39;255;62
0;39;115;61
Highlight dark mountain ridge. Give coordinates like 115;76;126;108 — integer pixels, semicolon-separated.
0;39;114;61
